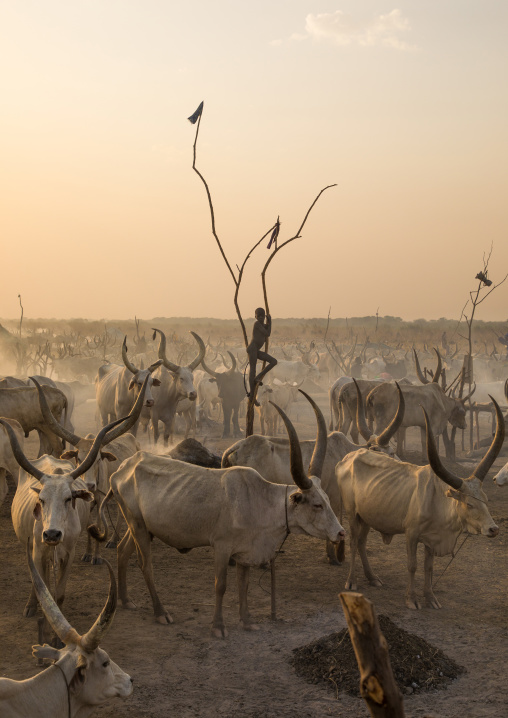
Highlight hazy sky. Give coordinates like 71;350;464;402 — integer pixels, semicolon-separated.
2;1;507;322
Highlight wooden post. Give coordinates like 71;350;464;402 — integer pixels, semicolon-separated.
339;592;405;718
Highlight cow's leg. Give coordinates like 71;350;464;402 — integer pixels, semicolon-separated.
357;521;382;586
232;408;242;438
260;415;266;436
237;563;259;631
131;524;172;624
152;416;160;445
345;515;361;590
117;529;138;610
423;544;441;609
81;524;94;563
396;428;403;457
420;427;428;462
0;469;7;506
222;407;232;439
211;549;230;638
106;505;123;549
405;534;421;609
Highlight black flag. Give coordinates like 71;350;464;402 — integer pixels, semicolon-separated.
267;216;280;249
188;101;204;124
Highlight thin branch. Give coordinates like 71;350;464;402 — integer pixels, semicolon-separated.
191;107;238;286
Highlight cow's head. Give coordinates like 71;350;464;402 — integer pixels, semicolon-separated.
31;376;146;493
122;337;162;407
424;396;503;538
0;415;129;544
270;390;346;544
29;550;133;707
201;350;245;405
355;378;404;458
152;328;206;401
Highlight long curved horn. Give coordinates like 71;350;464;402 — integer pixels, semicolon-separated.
0;419;45;481
187;331;206;371
31;377;82;447
299;390;327;479
505;378;508;403
80;559;117;652
413;349;429;384
354;379;371;442
269;402;312;490
432;348;442;384
422;407;463;490
461;383;476;403
375;382;405;446
201;354;220;379
122;337;139;375
69;417;127;480
27;542;81;645
471;396;505;482
152;328;180;372
101;375;150;446
226;351;237;374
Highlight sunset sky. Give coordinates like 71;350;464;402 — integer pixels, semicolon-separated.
1;1;507;323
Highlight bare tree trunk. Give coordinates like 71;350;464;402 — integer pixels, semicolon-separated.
339;592;405;718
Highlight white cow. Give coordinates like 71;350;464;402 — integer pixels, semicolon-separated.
144;328;205;444
223;384;404;564
95;336;162;435
2;415;127;636
0;551;132;717
90;393;345;637
335;398;503;609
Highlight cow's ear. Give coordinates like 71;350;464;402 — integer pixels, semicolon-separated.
100;451;117;462
60;450;79;461
33;502;42;519
71;489;94;503
70;654;88;693
128;378;136;391
32;644;61;662
152;378;161;387
289;491;303;504
445;488;463;502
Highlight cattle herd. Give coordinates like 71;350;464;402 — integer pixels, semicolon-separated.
0;319;507;716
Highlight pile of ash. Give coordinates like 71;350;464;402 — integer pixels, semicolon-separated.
290;615;465;697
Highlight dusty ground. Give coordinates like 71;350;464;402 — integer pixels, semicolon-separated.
0;393;507;718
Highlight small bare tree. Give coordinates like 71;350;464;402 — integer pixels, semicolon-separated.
455;246;507;450
189;101;336;435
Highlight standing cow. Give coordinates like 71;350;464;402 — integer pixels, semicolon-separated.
335;396;503;609
90;392;345;636
201;350;246;438
95;337;162;435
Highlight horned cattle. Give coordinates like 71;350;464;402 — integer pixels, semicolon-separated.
0;385;68;456
0;550;132;717
335;397;503;609
223;384;404;564
201;350;246;438
31;376;146;561
144;328;205;444
95;337;162;435
2;413;128;633
90;392;345;637
331;378;383;441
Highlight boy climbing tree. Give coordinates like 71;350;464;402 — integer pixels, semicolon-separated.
247;307;277;404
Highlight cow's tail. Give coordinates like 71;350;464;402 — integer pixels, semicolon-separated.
88;489;113;543
221;446;236;468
